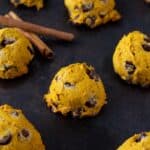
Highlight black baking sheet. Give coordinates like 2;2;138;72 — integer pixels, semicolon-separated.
0;0;150;150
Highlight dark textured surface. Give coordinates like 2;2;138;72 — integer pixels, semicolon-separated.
0;1;150;150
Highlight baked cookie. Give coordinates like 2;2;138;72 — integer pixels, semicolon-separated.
10;0;43;10
0;28;34;79
113;31;150;87
118;132;150;150
44;63;106;118
0;104;45;150
64;0;121;28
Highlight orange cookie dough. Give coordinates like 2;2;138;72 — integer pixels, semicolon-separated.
113;31;150;87
0;28;34;79
0;104;45;150
10;0;44;10
118;132;150;150
64;0;121;28
44;63;106;118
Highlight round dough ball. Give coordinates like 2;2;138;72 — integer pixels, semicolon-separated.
118;132;150;150
64;0;121;28
0;104;45;150
10;0;43;10
113;31;150;87
0;28;34;79
44;63;106;118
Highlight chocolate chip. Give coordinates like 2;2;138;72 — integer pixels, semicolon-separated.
85;97;97;107
18;129;30;140
142;44;150;51
99;11;107;18
142;36;150;51
72;108;83;118
125;61;136;75
3;65;18;73
100;0;108;3
86;68;100;81
82;2;93;12
0;133;12;145
135;132;147;142
144;36;150;43
85;16;96;27
11;111;19;117
64;82;75;88
0;38;15;49
27;46;34;54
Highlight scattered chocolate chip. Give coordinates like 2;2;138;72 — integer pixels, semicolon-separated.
18;129;30;140
125;61;136;75
85;97;97;107
27;46;34;54
82;2;93;12
13;0;20;4
85;16;96;27
135;132;147;142
0;133;12;145
142;44;150;51
0;38;15;49
64;82;75;88
86;68;100;81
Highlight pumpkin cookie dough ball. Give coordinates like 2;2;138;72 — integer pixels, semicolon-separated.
64;0;121;28
0;28;34;79
0;104;45;150
44;63;106;118
113;31;150;87
118;132;150;150
10;0;43;10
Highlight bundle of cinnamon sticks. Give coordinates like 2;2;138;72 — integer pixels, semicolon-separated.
0;11;75;59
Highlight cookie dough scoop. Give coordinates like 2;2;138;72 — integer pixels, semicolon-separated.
0;28;34;79
10;0;44;10
113;31;150;87
64;0;121;28
0;104;45;150
44;63;107;118
117;132;150;150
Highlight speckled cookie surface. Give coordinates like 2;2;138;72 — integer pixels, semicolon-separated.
10;0;43;10
64;0;121;28
44;63;106;118
0;28;34;79
0;104;45;150
118;132;150;150
113;31;150;87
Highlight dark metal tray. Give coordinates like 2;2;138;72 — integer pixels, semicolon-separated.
0;0;150;149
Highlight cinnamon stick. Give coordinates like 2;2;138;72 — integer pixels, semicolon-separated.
0;15;74;41
7;11;53;59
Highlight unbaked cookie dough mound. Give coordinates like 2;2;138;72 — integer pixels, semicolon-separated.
64;0;121;28
44;63;106;118
118;132;150;150
0;28;34;79
0;104;45;150
10;0;43;10
113;31;150;87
